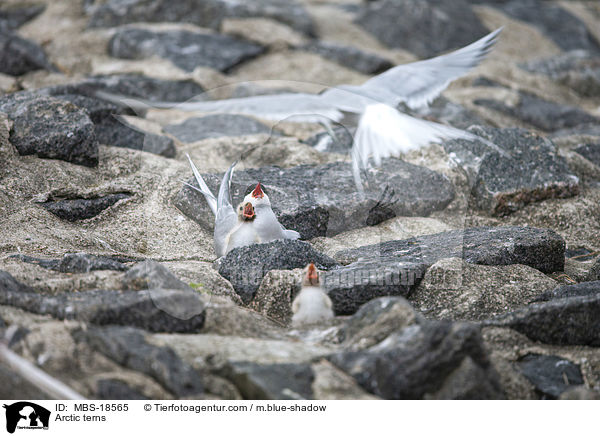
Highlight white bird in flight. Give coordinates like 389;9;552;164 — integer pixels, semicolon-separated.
99;28;503;192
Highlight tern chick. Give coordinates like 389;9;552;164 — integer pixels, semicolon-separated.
291;263;334;327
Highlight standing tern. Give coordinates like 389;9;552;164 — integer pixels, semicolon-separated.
99;28;503;192
291;263;334;327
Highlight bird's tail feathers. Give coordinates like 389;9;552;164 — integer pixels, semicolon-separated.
186;154;218;216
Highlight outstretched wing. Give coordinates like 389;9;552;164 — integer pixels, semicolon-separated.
186;154;217;216
358;27;502;109
214;161;239;257
351;104;484;193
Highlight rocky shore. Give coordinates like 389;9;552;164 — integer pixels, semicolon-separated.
0;0;599;400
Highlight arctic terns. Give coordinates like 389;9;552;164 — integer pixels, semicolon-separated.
97;28;503;192
291;263;334;326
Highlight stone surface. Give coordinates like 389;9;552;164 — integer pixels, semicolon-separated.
0;31;54;76
485;294;600;346
0;277;206;333
95;379;149;400
521;50;600;98
108;28;265;73
496;0;600;54
587;258;600;282
58;253;129;273
164;114;271;143
249;269;302;325
0;94;98;166
323;259;427;315
474;93;599;132
533;281;600;303
574;143;600;168
0;3;45;32
516;354;584;399
221;362;314;400
82;326;204;397
411;258;557;321
122;260;190;291
40;193;130;221
300;41;393;75
337;226;565;274
303;125;354;154
217;240;338;304
443;126;580;215
176;160;455;240
328;321;504;399
89;0;315;36
355;0;490;58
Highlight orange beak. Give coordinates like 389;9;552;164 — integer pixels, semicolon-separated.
243;203;255;219
252;183;264;199
307;263;318;283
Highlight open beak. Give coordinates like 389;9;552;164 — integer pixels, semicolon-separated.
242;202;255;220
307;262;319;285
252;182;264;199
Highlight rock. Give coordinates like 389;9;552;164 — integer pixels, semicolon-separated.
249;269;302;325
95;379;149;400
521;50;600;98
0;31;54;76
411;258;558;321
516;354;584;399
496;0;600;54
40;193;130;221
163;114;271;143
355;0;489;58
201;301;286;338
341;297;422;350
444;126;580;215
176;160;455;240
221;362;314;400
48;74;206;103
324;259;427;315
82;326;204;397
0;280;206;333
108;28;265;73
337;226;565;274
574;143;600;168
122;260;191;291
474;93;599;132
310;360;378;400
485;294;600;346
0;270;33;293
559;386;600;400
533;281;600;303
328;321;504;399
303;125;354;154
587;258;600;282
0;363;53;400
89;0;315;36
408;96;486;130
0;3;45;32
7;254;60;271
0;94;98;167
57;253;129;273
217;240;338;304
299;41;393;75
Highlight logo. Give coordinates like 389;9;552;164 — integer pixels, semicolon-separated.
3;402;50;434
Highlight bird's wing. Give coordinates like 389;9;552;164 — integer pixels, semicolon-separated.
281;227;301;240
214;162;238;253
359;27;502;109
351;104;494;193
97;91;344;123
186;154;217;216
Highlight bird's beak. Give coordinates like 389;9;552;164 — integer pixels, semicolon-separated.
243;203;255;220
252;183;264;199
307;262;319;285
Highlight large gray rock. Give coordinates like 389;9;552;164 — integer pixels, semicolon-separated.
58;253;129;273
323;259;427;315
0;94;98;167
81;326;204;397
122;260;190;291
0;3;45;32
328;321;504;399
40;193;130;221
299;41;393;75
474;93;599;132
108;28;265;73
444;127;579;215
164;114;271;143
337;226;565;274
516;354;584;399
0;30;54;76
355;0;490;58
485;294;600;346
495;0;600;54
218;240;339;304
221;362;314;400
89;0;315;36
574;143;600;168
0;270;33;294
0;272;206;333
532;281;600;303
521;50;600;98
176;160;455;240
